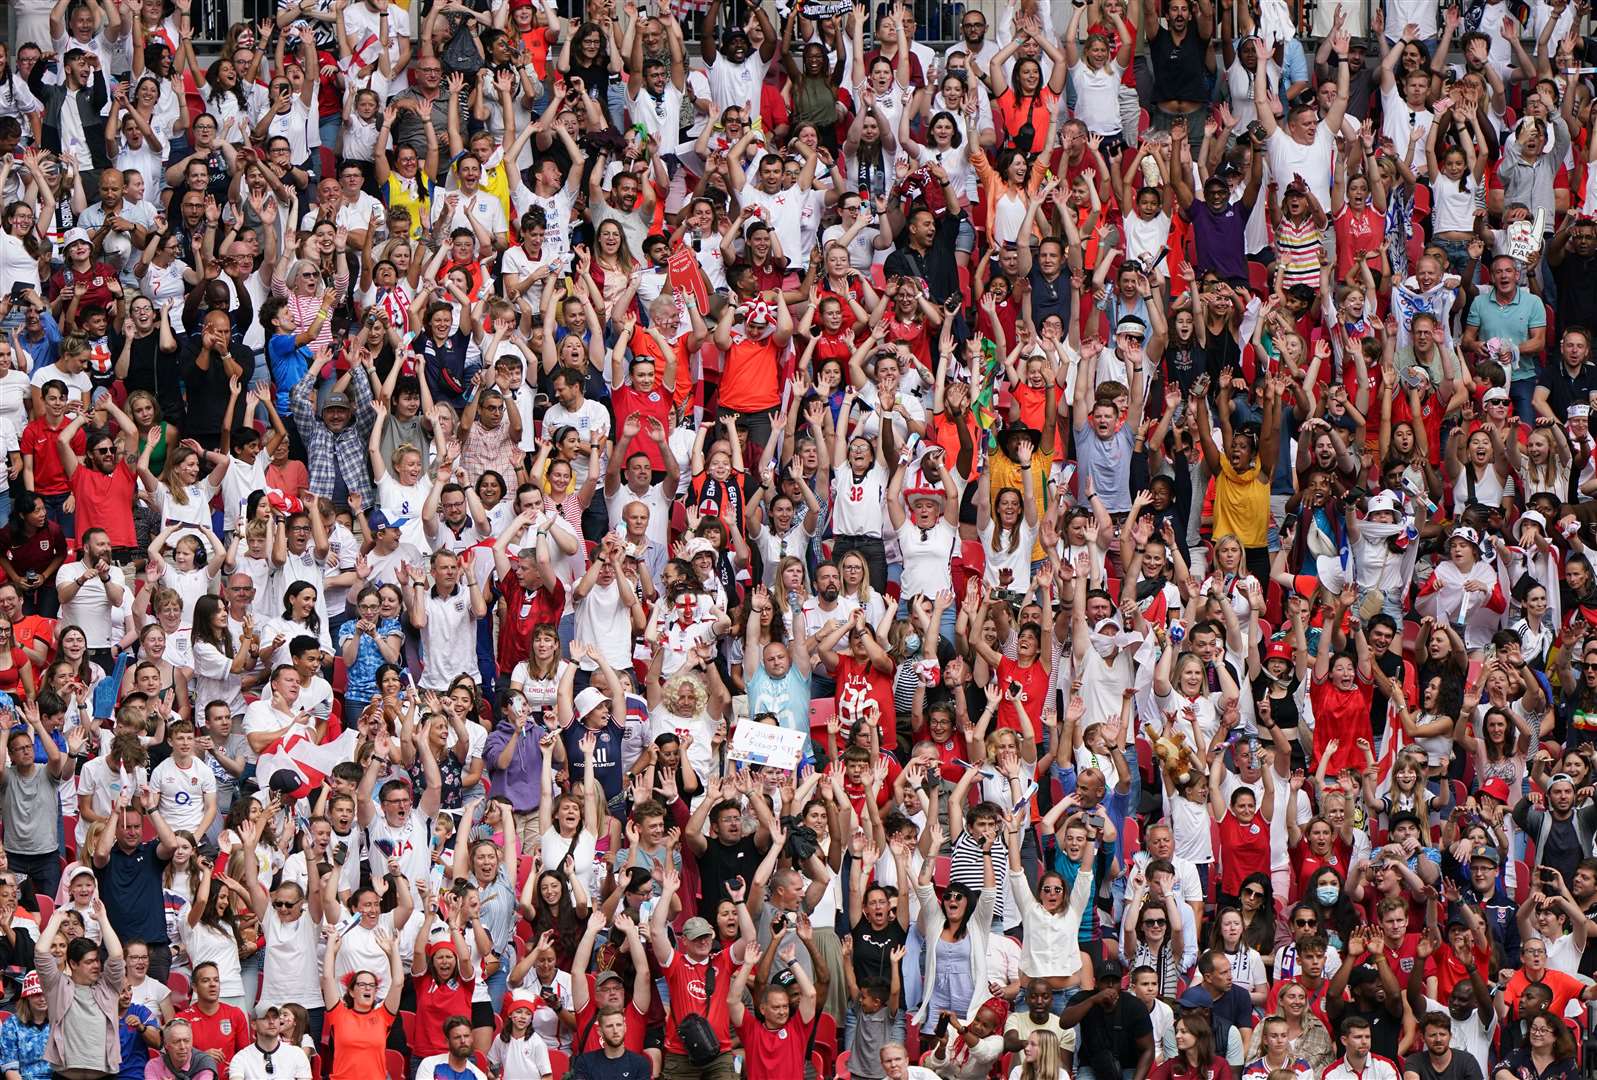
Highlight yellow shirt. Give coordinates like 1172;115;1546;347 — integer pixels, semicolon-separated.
1213;457;1270;548
989;449;1051;563
386;169;432;242
479;161;512;234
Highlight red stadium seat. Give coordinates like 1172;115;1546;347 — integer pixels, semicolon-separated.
933;856;951;888
838;1050;852;1080
35;895;52;924
399;1009;417;1046
813;1012;839;1075
812;1051;825;1079
547;1049;571;1076
1248;261;1270;294
385;1049;407;1079
1122;816;1141;857
1512;860;1533;903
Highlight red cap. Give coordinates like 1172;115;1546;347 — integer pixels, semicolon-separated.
1479;778;1511;803
1265;639;1295;664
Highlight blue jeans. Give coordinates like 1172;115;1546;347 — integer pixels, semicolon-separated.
42;491;72;537
1510;378;1538;424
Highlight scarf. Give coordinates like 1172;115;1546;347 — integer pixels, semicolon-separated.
694;472;745;525
163;1049;220;1080
1088;617;1143;659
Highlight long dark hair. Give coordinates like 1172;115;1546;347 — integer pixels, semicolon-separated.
528;871;582;964
942;882;978;940
282;580;322;636
191;595;234;658
1177;1011;1216;1075
204;57;249;117
1235;872;1277;955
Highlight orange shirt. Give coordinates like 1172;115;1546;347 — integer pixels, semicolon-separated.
718;335;782;413
324;1003;395;1080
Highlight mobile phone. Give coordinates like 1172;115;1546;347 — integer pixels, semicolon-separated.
934;1015;952;1039
1465;659;1482;687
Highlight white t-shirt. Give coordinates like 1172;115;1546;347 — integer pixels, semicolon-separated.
895;519;957;599
419;585;478;690
1070;61;1125;136
430;189;508;237
30;362;93;401
573;578;633;673
631;84;685;157
366;806;432;887
376;473;432;549
256;905;323;1009
56;561;125;649
830;463;888;536
541;400;611;485
149;755;217;833
739;181;824;267
708;53;772;120
1265;125;1336;211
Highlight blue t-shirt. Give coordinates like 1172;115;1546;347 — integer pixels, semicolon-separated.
96;839;171;944
747;666;814;761
560;717;625;803
116;1004;158;1080
267;332;313;413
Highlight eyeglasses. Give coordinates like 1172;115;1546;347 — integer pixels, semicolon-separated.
352;980;378;991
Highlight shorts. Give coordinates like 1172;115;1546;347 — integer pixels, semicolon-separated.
955;214;976;254
471;1000;495;1027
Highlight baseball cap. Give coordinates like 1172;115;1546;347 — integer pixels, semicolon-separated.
573;686;608;718
254;1002;281;1019
1264;639;1295;664
20;971;42;999
1479;778;1511;803
321;390;353;413
1482;386;1511;403
1469;845;1502;866
595;970;626;986
681;917;716;940
367;509;409;533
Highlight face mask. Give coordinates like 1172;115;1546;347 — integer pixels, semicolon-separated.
904;633;921;654
1315;886;1339;905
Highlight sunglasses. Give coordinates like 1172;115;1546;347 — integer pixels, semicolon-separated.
1143;918;1167;927
1293;917;1317;927
1242;887;1265;898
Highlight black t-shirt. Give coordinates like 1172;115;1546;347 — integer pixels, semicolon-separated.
1149;27;1209;104
112;330;185;423
180;339;250;439
1335;1005;1400;1062
1368;651;1404;745
1553;252;1597;341
1404;1051;1484;1080
850;916;908;985
697;836;763;912
1078;991;1153;1076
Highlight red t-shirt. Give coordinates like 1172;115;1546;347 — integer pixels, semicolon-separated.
663;949;736;1055
412;972;476;1057
177;1002;251;1074
46;262;120;310
737;1011;815;1080
995;656;1049;734
611;383;674;470
20;417;83;497
1289;838;1351;901
832;654;895;746
574;985;649;1054
1308;674;1374;775
1216;809;1272;895
497;572;565;676
69;461;137;546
